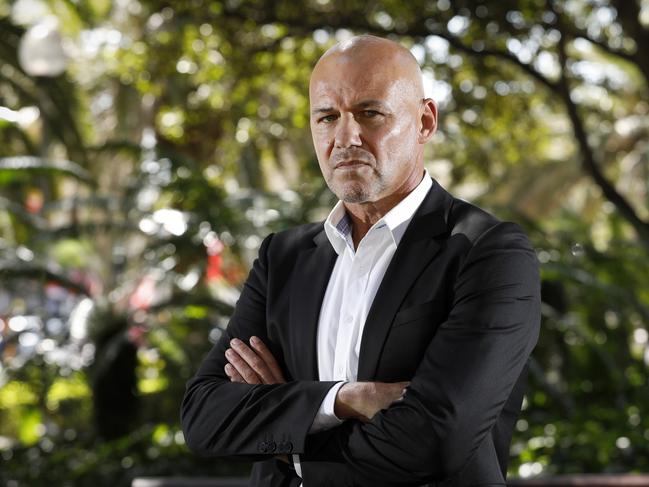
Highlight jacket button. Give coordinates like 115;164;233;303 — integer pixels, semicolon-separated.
276;441;293;454
257;441;267;453
267;440;277;453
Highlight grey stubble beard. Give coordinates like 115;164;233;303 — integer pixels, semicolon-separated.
327;167;387;204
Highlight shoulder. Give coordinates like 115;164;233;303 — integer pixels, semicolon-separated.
262;221;324;256
445;193;532;253
447;198;500;242
442;193;539;290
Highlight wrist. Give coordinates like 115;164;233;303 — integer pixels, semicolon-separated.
334;382;360;420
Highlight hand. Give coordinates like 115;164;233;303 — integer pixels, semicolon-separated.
334;381;409;422
224;336;286;384
225;338;289;463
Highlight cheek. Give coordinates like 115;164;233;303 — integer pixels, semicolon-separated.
311;125;331;149
378;120;417;162
311;128;333;168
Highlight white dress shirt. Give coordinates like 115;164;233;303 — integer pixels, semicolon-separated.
292;171;432;480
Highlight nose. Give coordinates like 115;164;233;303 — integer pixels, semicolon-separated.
334;113;362;148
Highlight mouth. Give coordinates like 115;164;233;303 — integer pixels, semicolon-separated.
334;160;370;170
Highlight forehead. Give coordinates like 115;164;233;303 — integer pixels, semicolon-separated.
309;56;415;108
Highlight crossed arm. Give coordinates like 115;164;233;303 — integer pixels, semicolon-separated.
224;336;408;424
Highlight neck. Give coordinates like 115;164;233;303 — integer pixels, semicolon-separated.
344;168;425;248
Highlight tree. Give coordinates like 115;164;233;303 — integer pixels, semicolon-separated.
1;0;647;482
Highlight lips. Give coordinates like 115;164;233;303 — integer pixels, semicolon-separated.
334;160;370;169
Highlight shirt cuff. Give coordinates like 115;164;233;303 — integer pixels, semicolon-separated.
308;381;346;434
292;453;303;478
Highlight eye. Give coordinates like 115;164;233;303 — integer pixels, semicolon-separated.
318;114;338;123
361;110;382;118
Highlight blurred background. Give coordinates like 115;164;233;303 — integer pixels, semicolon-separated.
0;0;648;485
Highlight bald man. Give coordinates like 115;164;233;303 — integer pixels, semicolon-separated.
182;35;540;487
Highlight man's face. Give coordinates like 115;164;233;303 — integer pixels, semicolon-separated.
309;54;423;204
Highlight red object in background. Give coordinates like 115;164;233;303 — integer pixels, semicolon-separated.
25;188;44;213
206;253;222;282
129;275;156;311
127;324;147;347
204;233;224;282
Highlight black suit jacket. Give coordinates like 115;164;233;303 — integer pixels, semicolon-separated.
181;179;541;486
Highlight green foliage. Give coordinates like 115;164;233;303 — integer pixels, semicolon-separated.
511;209;649;474
1;0;648;483
3;423;249;487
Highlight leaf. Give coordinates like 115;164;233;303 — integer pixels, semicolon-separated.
0;156;94;185
18;407;42;446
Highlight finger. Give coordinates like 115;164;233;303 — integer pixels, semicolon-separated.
224;363;245;383
225;348;261;384
380;381;409;404
230;339;276;384
250;336;286;383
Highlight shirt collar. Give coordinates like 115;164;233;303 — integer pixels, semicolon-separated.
324;170;433;255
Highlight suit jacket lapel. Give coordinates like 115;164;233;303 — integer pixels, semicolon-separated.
289;229;336;380
357;181;453;380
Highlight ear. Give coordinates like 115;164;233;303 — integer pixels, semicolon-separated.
417;98;437;143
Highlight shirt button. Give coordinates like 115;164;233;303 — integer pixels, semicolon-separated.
346;315;353;323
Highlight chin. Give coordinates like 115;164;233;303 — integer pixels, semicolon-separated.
339;184;377;204
328;175;382;204
341;193;370;204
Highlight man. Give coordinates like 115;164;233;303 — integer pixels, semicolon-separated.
181;35;540;486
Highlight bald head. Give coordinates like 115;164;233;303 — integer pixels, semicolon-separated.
310;35;425;101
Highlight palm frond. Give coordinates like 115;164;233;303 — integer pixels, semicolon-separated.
0;259;90;295
0;156;94;185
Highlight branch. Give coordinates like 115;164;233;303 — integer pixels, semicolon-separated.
609;0;649;86
216;6;560;92
552;6;649;245
430;30;560;93
549;21;637;64
609;0;646;48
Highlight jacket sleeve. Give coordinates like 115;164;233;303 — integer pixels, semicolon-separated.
300;222;541;484
181;233;337;459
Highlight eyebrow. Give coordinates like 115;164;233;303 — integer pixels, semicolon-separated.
310;100;389;115
355;100;388;110
311;106;335;115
